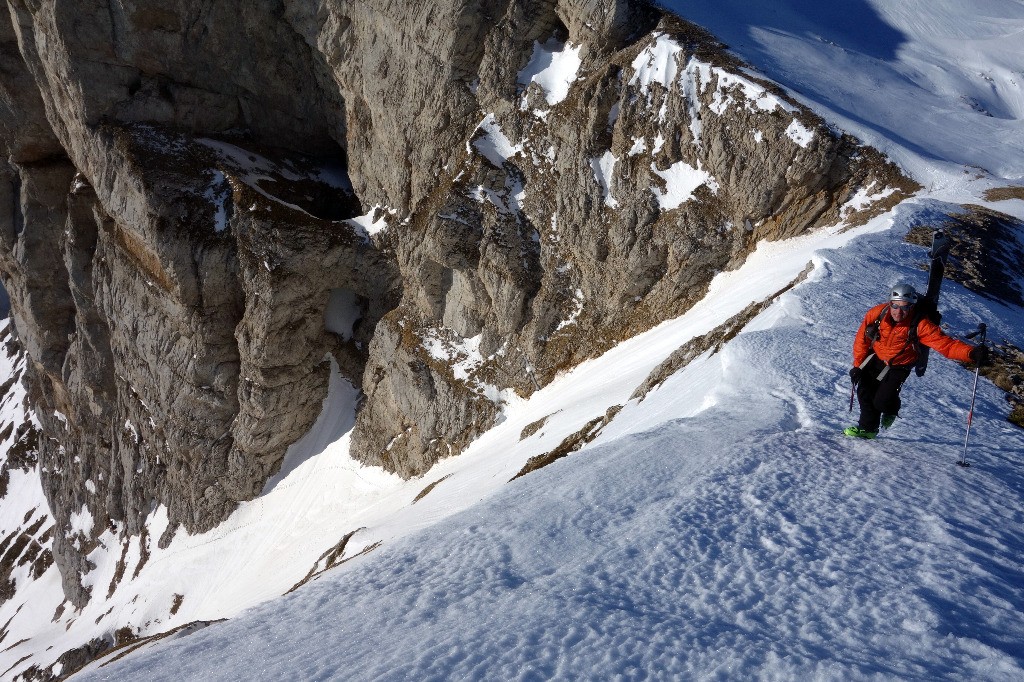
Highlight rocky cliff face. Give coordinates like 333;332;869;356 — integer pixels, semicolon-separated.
0;0;914;615
343;12;914;477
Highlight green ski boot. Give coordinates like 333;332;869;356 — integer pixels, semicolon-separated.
880;414;897;429
843;426;878;439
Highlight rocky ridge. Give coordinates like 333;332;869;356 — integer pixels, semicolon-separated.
0;0;915;662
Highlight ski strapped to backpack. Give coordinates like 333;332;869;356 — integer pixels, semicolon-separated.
915;230;951;377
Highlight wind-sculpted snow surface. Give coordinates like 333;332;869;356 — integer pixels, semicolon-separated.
72;219;1024;680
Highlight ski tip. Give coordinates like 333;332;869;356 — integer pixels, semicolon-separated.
929;230;951;259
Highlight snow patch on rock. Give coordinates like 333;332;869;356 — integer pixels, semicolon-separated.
785;119;815;147
471;114;524;167
591;151;620;208
518;38;582;106
651;161;720;209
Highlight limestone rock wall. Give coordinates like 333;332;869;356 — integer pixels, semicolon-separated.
346;13;916;477
0;0;916;608
2;0;400;605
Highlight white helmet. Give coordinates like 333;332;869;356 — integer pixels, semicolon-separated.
890;282;919;304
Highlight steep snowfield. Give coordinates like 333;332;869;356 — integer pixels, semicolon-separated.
72;206;1024;680
2;0;1024;679
661;0;1024;181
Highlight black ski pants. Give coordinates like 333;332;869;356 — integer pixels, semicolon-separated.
856;356;912;432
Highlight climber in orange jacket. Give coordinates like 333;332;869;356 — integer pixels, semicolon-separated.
845;282;989;439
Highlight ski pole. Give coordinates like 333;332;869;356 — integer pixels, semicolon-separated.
958;323;987;468
848;379;857;412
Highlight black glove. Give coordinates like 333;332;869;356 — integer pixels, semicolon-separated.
969;344;991;366
849;367;862;382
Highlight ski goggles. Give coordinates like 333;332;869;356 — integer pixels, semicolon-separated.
890;302;914;310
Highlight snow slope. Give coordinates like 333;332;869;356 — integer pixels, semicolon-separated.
72;201;1024;680
660;0;1024;182
3;0;1024;679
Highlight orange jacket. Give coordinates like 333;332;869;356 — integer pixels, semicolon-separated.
853;303;974;368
